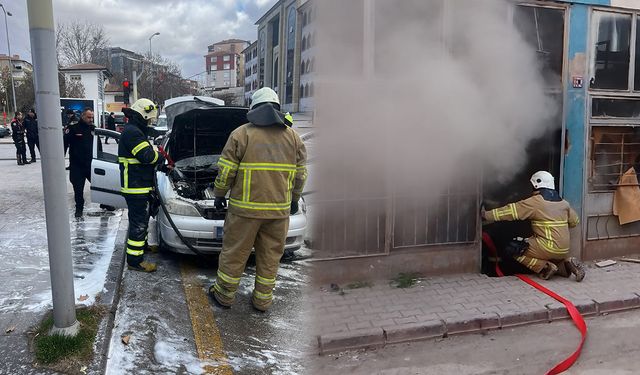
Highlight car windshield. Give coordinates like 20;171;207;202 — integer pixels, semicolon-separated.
156;117;167;128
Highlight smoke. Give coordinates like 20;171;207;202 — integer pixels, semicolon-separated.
313;0;557;201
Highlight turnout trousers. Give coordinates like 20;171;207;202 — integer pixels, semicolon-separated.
124;194;151;265
213;212;289;310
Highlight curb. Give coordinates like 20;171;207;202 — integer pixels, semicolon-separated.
317;293;640;355
88;213;128;374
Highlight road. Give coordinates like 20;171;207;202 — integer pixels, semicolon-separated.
312;309;640;375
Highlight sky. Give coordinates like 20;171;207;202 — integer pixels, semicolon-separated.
0;0;277;82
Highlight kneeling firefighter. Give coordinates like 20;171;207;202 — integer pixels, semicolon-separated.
209;87;307;311
482;171;586;281
119;98;169;272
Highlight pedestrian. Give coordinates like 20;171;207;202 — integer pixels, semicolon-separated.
11;111;29;166
209;87;307;312
482;171;586;281
24;109;40;163
64;108;95;218
119;98;169;273
105;112;117;144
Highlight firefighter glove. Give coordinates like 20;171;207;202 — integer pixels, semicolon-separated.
215;196;227;211
290;200;299;215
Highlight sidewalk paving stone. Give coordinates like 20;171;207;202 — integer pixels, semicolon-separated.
312;261;640;353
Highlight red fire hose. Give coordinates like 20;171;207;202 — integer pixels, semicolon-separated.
482;232;587;375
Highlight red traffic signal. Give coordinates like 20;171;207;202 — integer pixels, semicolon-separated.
122;80;130;89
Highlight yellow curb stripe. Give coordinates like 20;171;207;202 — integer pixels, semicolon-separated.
180;262;234;375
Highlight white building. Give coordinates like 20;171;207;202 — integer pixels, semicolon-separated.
59;63;112;126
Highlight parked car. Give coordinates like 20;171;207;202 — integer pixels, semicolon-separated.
0;126;10;138
90;96;308;254
152;113;168;144
113;112;126;132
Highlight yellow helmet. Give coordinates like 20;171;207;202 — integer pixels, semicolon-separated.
127;98;158;123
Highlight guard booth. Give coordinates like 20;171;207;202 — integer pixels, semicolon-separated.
311;0;640;284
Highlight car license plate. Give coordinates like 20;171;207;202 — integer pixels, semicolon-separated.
215;226;224;238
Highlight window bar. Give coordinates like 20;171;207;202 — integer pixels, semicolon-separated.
630;12;637;92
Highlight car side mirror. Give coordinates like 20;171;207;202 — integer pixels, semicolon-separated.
154;136;164;145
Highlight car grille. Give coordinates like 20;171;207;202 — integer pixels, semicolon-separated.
184;237;223;248
200;208;227;220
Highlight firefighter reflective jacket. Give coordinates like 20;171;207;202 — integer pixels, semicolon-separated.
213;123;307;219
484;192;579;255
118;123;164;195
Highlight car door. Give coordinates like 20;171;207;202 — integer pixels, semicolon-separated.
91;129;127;208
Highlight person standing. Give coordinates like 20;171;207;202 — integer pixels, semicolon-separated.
105;112;117;144
64;108;95;218
24;109;40;163
11;112;29;166
119;98;167;272
209;87;307;312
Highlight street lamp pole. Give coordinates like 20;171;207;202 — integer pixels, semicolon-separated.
0;3;17;114
148;32;160;102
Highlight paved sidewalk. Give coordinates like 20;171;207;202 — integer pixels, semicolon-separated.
312;261;640;354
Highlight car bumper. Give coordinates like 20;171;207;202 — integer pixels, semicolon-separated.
157;210;307;255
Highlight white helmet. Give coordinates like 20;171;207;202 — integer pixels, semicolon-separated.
530;171;555;190
250;87;280;109
126;98;158;125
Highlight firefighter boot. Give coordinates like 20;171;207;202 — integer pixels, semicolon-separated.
126;254;157;272
539;262;558;280
564;257;586;282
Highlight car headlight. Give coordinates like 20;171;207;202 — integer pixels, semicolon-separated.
165;198;200;217
293;198;307;216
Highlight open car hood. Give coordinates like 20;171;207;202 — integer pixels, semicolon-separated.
164;96;225;130
167;107;248;163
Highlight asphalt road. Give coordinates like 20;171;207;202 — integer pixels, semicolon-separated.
312;309;640;375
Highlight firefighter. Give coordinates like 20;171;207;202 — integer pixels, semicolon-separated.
119;98;167;272
209;87;307;311
482;171;586;281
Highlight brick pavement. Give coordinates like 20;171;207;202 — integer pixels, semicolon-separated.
312;261;640;354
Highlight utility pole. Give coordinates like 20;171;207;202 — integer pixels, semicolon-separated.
148;32;160;102
0;3;17;113
26;0;79;336
132;70;139;103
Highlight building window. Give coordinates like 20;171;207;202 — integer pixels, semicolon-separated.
70;74;82;81
590;11;632;90
223;55;231;62
300;84;305;98
223;63;231;70
224;72;230;78
301;61;306;75
212;56;218;63
590;126;640;191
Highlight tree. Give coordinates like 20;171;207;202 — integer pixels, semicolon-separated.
0;67;35;114
212;90;241;106
57;73;86;98
135;52;190;104
56;20;109;66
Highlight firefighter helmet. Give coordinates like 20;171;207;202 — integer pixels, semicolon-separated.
125;98;158;124
250;87;280;109
530;171;555;190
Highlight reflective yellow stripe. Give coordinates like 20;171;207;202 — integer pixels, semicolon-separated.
528;258;537;268
127;239;146;247
218;157;239;168
287;171;295;202
126;248;144;256
239;162;296;169
516;256;526;262
510;203;519;220
535;237;569;254
531;220;568;227
253;290;273;300
118;157;141;164
151;150;158;164
243;170;251;202
256;275;276;286
239;165;297;172
132;141;150;156
492;209;499;222
217;270;241;284
214;282;236;298
121;187;153;194
229;198;291;211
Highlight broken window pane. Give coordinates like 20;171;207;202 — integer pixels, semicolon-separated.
592;97;640;118
514;5;565;90
590;11;631;90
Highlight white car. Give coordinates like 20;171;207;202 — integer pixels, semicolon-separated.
90;96;307;254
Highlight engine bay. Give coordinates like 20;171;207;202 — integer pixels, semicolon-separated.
170;155;220;200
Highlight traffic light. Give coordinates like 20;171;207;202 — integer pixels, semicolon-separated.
122;79;130;105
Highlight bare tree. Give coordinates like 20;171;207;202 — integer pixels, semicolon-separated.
56;20;109;66
58;73;86;98
136;52;190;104
212;91;240;106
